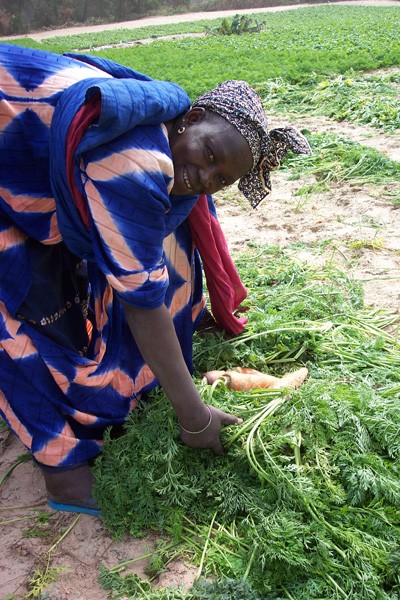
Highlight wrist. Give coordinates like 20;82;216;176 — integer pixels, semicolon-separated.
176;402;210;431
178;405;212;434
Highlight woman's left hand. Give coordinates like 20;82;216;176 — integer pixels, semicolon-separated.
179;404;243;455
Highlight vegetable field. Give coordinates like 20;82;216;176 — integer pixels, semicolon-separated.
1;2;400;599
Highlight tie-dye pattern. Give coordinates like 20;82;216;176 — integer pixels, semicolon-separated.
0;45;205;467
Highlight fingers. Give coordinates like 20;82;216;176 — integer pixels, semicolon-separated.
179;405;244;454
223;414;243;425
213;441;225;456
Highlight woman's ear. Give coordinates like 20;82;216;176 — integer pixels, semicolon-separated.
184;106;206;126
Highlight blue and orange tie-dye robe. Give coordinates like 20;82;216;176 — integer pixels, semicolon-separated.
0;44;206;467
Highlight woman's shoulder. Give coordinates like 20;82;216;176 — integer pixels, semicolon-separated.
84;123;173;182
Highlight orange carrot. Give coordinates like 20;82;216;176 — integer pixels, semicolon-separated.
269;367;309;390
202;366;309;391
233;367;267;375
203;370;227;385
224;370;281;391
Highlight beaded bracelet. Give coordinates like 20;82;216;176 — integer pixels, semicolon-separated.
178;405;212;434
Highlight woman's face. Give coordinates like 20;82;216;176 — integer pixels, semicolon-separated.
169;108;253;196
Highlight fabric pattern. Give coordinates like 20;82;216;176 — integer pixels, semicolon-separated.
0;44;205;467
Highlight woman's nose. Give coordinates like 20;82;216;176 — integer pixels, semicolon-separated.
199;167;212;189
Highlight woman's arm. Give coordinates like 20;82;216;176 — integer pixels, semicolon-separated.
123;302;241;454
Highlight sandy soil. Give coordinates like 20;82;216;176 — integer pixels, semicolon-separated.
216;114;400;310
1;4;400;599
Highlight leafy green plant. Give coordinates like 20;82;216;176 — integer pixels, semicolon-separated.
23;512;53;540
25;565;68;599
207;14;264;36
94;248;400;599
282;131;400;197
261;74;400;132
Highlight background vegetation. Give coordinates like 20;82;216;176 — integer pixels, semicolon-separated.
6;6;399;101
1;0;337;36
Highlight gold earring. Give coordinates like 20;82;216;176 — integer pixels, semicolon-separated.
178;125;185;134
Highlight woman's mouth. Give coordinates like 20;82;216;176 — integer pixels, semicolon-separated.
183;167;192;191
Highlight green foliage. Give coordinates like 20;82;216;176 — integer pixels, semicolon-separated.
281;131;400;196
94;249;400;599
25;565;68;599
207;14;264;36
261;73;400;131
191;578;261;599
87;6;400;97
23;512;53;540
99;566;260;599
7;6;400;100
194;249;366;375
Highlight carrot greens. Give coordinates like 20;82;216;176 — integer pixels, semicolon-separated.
94;248;400;599
280;131;400;197
261;74;400;132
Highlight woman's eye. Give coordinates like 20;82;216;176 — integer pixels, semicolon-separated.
207;148;215;163
220;176;227;186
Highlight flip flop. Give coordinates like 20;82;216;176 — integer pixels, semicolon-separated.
48;498;101;517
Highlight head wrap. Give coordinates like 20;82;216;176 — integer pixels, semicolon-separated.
192;80;312;208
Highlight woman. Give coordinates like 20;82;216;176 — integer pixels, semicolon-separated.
0;44;311;514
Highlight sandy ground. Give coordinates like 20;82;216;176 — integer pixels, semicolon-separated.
1;4;400;599
216;113;400;310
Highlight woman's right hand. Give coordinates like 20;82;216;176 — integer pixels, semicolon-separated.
179;404;243;455
123;304;241;454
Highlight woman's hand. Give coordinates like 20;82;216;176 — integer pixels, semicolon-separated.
179;404;243;455
123;303;242;455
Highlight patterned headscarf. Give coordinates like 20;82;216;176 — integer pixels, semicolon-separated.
192;80;312;208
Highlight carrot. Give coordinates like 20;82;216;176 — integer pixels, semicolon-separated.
269;367;309;390
233;367;267;375
224;370;281;391
203;370;227;385
202;366;309;391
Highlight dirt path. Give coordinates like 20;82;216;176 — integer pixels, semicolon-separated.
1;0;398;41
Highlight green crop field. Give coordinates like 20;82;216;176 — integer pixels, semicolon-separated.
8;6;400;96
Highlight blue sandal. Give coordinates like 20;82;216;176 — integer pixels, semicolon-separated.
48;498;101;517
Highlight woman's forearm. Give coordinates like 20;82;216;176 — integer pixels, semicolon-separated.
123;302;209;429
